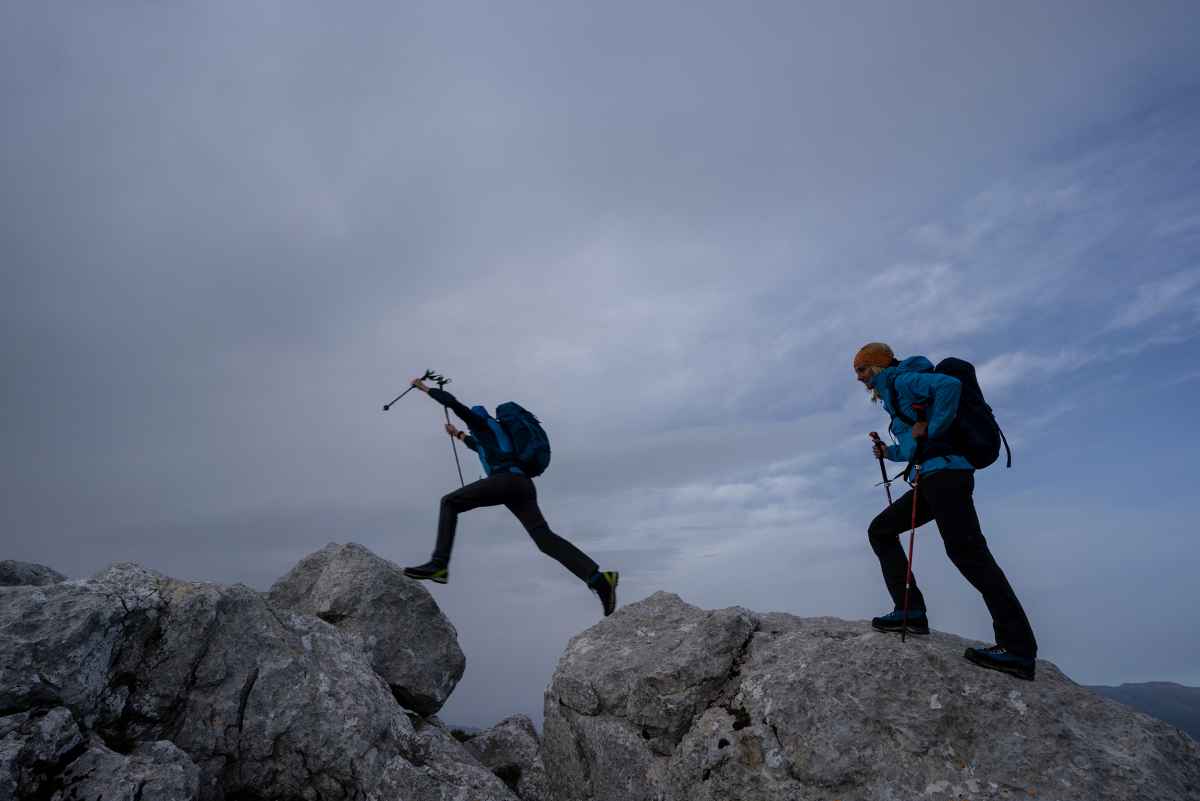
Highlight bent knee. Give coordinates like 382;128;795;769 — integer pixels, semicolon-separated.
867;514;899;547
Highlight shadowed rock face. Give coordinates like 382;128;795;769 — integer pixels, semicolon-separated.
267;542;466;716
0;561;66;587
0;557;516;801
464;714;554;801
543;591;1200;801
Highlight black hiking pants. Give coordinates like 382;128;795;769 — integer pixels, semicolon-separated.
432;472;598;583
867;469;1038;658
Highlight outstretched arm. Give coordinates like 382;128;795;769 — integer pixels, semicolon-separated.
411;378;484;427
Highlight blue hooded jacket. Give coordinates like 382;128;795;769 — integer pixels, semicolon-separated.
428;389;523;477
870;356;973;477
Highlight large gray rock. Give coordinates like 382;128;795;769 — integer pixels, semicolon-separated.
464;714;554;801
0;558;517;801
0;560;66;586
544;591;1200;801
52;740;200;801
0;708;85;798
267;541;465;716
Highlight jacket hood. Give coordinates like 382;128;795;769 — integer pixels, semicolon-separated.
471;404;491;419
895;355;933;373
870;355;933;388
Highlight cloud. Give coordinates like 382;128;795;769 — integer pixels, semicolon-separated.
1109;268;1200;329
975;349;1090;393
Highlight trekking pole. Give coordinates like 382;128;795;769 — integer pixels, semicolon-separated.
869;432;893;507
382;369;437;411
901;463;920;643
429;372;465;488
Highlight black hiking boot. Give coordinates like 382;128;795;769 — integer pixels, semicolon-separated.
964;645;1035;681
871;608;930;635
403;560;449;584
589;571;619;617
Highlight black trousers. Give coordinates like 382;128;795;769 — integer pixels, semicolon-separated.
867;469;1037;658
432;472;599;583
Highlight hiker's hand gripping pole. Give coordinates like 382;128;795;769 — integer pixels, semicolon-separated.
869;432;893;507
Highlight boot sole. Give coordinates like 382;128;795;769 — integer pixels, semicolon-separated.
404;570;448;584
964;650;1035;681
872;622;930;636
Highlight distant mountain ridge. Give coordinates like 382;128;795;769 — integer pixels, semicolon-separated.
1087;682;1200;741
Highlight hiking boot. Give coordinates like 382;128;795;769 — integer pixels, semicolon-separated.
403;561;449;584
964;645;1035;681
871;608;929;635
589;571;619;617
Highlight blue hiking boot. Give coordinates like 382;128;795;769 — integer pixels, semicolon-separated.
964;645;1035;681
871;608;929;635
589;571;619;617
403;560;449;584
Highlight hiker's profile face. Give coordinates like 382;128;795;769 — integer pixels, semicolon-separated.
855;364;877;386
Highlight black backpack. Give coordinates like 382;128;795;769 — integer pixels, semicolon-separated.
495;402;552;477
885;357;1012;470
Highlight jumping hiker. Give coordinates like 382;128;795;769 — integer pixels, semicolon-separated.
402;377;620;617
854;342;1038;680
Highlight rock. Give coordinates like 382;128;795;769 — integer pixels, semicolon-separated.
374;715;525;801
0;561;66;586
267;542;466;716
0;707;85;798
464;714;553;801
53;740;200;801
543;591;1200;801
0;558;517;801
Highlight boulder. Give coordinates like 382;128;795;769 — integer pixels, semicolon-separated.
543;591;1200;801
0;707;85;798
0;558;516;801
53;740;200;801
268;541;466;716
464;714;554;801
0;560;66;586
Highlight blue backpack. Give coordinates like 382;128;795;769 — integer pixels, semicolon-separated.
495;402;552;477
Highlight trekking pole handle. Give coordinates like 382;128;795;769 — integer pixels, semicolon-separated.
869;432;893;506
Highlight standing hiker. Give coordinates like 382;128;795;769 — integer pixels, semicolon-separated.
854;342;1038;680
402;376;620;617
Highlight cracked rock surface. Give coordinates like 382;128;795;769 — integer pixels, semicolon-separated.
268;541;465;716
543;591;1200;801
1;555;516;801
463;714;554;801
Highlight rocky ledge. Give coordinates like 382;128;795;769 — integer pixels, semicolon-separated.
4;552;1198;800
544;591;1200;801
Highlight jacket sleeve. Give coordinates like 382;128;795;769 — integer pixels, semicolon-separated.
462;435;479;452
897;372;962;439
428;388;483;427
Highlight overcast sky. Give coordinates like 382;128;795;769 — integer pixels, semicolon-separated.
3;1;1199;729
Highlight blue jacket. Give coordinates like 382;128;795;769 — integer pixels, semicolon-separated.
870;356;973;477
428;388;524;477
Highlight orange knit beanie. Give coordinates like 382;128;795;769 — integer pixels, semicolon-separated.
853;342;895;371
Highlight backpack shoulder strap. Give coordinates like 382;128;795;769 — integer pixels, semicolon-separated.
884;373;915;426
